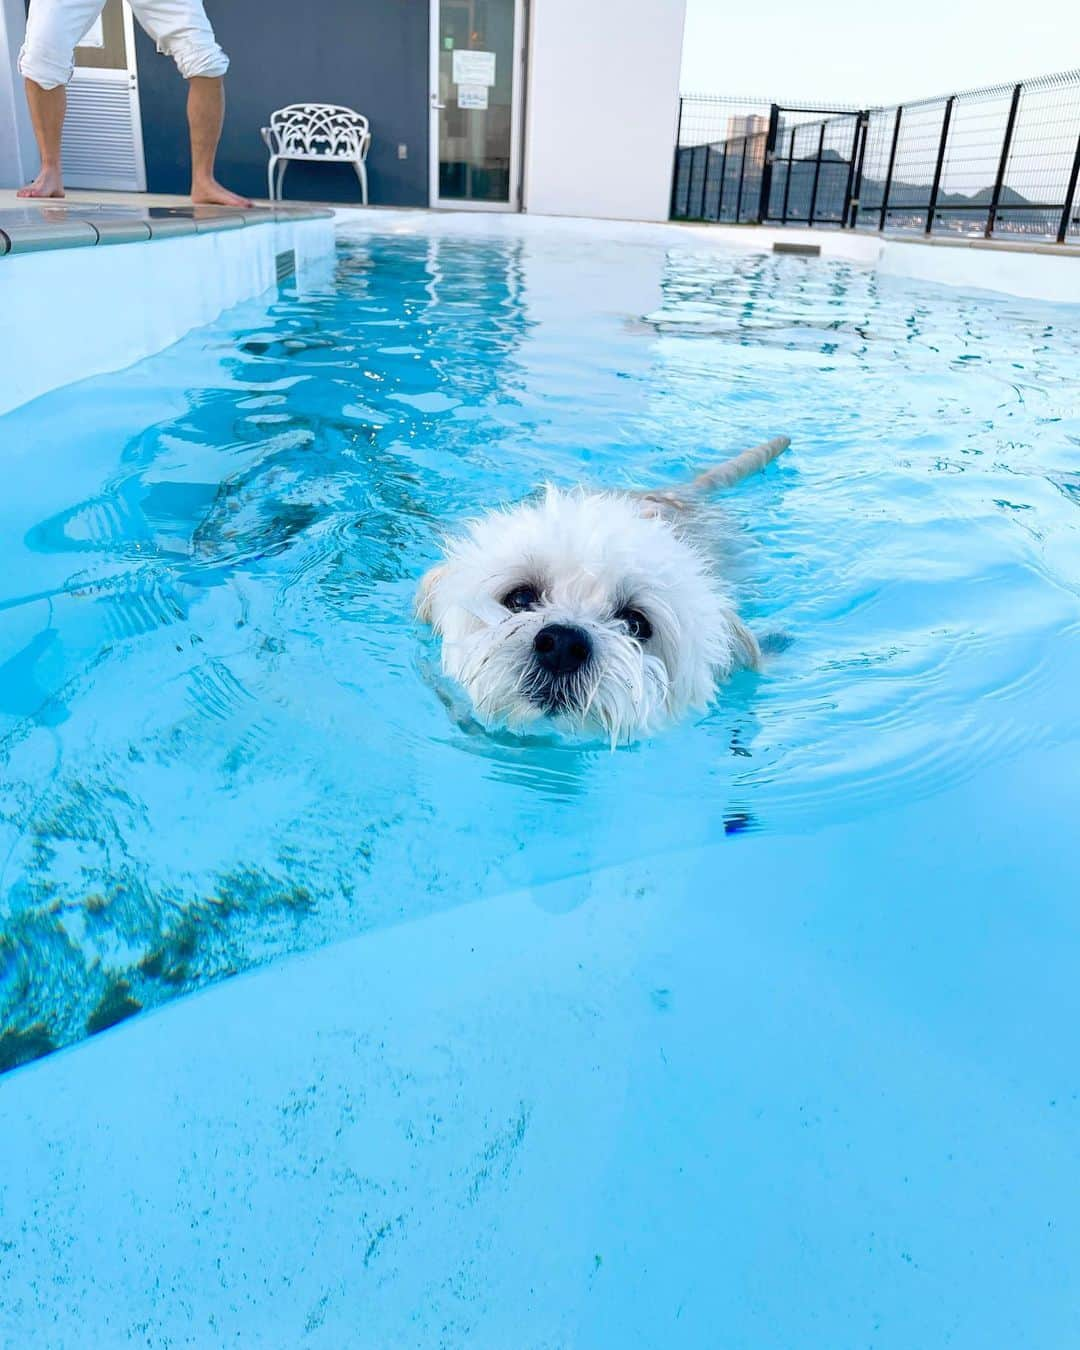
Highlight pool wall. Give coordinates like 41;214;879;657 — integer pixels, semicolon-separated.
338;208;1080;305
0;213;335;417
670;221;1080;306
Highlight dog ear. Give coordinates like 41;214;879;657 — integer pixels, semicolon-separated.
415;563;447;624
729;614;762;671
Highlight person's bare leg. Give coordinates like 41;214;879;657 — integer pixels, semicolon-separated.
17;80;66;198
187;75;251;206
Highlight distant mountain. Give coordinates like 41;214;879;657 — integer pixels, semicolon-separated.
678;141;1042;228
766;147;1039;225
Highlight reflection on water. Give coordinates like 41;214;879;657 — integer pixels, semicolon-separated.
1;228;1079;1072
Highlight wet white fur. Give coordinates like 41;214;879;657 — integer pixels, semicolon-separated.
416;486;758;745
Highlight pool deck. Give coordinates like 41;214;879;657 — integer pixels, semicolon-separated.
2;188;1078;260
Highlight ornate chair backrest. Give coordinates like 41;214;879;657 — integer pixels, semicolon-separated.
270;104;370;158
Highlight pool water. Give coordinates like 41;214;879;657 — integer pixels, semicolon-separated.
1;220;1079;1080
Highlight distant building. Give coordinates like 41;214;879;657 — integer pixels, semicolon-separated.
724;113;769;141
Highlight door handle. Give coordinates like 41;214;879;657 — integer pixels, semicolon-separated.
430;94;446;110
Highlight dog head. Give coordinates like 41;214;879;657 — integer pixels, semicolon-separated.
416;487;758;744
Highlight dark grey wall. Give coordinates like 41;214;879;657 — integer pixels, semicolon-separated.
134;0;429;206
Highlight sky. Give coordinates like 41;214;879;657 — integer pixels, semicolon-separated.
680;0;1079;104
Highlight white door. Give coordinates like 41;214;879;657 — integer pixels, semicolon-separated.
63;0;146;191
429;0;525;211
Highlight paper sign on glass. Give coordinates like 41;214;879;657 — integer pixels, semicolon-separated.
452;50;496;87
457;84;489;110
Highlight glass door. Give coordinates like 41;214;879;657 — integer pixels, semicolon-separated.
429;0;525;211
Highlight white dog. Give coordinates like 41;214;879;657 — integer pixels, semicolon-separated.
416;437;790;745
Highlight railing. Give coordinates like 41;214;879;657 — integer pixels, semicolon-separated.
671;70;1080;244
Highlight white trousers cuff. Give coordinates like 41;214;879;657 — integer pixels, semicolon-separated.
161;36;228;80
17;41;73;90
18;0;229;88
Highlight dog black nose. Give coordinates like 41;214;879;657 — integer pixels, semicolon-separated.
533;624;592;677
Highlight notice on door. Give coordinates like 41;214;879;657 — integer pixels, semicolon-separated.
457;84;489;110
452;49;496;87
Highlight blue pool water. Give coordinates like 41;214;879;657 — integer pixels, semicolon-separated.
2;223;1080;1060
2;218;1080;1340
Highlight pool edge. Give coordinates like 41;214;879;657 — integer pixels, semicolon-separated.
0;212;337;418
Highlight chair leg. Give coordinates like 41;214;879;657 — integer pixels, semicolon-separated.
267;156;278;202
276;160;289;201
354;160;368;206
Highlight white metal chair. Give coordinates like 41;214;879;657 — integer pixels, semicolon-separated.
260;103;371;204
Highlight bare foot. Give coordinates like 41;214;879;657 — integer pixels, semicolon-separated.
191;178;253;208
17;167;64;199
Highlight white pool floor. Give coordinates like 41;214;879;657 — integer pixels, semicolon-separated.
3;737;1078;1347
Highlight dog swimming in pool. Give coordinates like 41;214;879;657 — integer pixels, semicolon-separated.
415;436;790;745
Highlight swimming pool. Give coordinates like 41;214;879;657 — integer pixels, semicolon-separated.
3;216;1080;1342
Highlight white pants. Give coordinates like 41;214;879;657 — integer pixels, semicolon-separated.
19;0;228;90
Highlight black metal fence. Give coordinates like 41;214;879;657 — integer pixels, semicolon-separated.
671;70;1080;244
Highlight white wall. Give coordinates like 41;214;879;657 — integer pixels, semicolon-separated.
0;0;36;187
523;0;686;222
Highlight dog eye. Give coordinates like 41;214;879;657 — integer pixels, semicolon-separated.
502;584;540;612
617;607;653;641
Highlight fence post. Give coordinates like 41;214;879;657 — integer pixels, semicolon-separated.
689;144;703;217
698;145;711;219
843;112;868;228
986;83;1022;238
758;104;781;224
926;95;955;235
807;121;826;226
880;106;903;231
781;124;794;223
1058;130;1080;244
735;135;749;221
669;98;684;218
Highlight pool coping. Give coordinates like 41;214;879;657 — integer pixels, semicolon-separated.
0;200;335;256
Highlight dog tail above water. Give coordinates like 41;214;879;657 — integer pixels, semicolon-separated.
685;435;791;495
